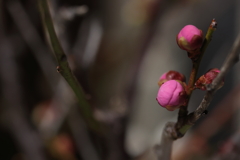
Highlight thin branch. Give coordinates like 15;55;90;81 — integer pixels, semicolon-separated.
176;19;217;135
7;1;89;142
187;19;217;91
189;33;240;124
209;34;240;90
38;0;102;133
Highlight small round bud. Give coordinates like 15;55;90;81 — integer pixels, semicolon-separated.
158;71;186;86
195;68;224;90
177;25;203;52
156;80;186;111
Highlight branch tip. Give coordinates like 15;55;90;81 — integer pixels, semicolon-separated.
210;18;217;29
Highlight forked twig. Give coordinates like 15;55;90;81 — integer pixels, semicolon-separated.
190;34;240;124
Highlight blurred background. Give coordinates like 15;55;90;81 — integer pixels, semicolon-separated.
0;0;240;159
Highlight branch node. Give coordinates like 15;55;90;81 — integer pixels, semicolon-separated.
56;66;62;73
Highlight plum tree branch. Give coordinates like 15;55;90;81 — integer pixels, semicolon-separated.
176;19;217;136
38;0;102;133
156;23;240;160
189;33;240;123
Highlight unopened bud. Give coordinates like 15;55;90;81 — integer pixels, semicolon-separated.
177;25;203;52
195;68;224;90
156;80;186;111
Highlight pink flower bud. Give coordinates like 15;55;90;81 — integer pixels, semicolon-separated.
158;71;186;86
156;80;186;111
195;68;224;90
177;25;203;52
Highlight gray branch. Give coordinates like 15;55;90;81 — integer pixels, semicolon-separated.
155;122;176;160
191;34;240;124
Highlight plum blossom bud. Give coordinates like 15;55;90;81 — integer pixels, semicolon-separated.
177;25;203;52
158;71;186;86
195;68;224;90
156;80;186;111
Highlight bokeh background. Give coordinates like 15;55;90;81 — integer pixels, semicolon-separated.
0;0;240;160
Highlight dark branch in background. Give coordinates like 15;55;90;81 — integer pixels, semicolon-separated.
86;0;167;159
211;130;240;160
7;1;89;143
38;0;102;133
0;38;47;160
0;2;46;159
68;110;100;160
72;16;102;69
7;1;58;92
156;23;240;160
38;80;75;139
6;1;71;142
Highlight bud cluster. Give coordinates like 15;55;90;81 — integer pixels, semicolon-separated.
156;68;224;111
156;23;224;111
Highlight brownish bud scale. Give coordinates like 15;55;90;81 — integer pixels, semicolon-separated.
195;68;224;90
158;70;186;87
